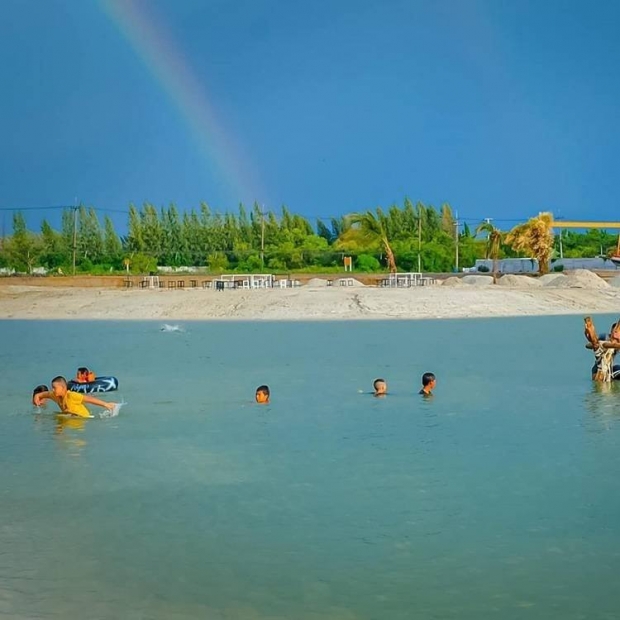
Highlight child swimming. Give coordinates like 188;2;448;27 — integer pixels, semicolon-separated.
74;367;96;383
32;385;48;406
255;385;270;404
419;372;436;397
373;378;387;397
33;376;115;418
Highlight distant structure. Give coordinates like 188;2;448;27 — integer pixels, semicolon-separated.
470;257;618;274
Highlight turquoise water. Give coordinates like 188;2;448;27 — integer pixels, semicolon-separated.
1;317;620;619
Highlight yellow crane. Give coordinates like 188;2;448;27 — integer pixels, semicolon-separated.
548;216;620;264
550;219;620;229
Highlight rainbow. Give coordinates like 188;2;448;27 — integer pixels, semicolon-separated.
98;0;261;205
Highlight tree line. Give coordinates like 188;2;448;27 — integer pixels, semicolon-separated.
0;201;616;275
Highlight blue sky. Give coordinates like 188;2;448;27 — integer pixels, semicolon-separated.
1;0;618;231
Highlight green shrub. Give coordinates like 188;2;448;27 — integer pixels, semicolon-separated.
78;258;94;272
267;257;287;272
207;252;229;273
477;265;490;273
236;254;263;272
552;263;564;272
128;253;157;274
356;254;381;272
396;251;418;272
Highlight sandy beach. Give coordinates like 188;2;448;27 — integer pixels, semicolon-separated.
1;280;618;320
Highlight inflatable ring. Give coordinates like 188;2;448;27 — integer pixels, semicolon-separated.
68;376;119;394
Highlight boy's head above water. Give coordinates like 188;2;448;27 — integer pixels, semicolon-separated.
51;376;68;397
76;367;95;382
373;378;387;396
255;385;270;404
421;372;436;394
32;384;48;404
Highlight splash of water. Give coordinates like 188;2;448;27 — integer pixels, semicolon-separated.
99;402;125;419
161;324;185;333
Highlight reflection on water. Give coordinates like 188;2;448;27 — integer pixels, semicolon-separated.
54;415;88;455
32;410;88;456
583;381;620;432
2;317;620;620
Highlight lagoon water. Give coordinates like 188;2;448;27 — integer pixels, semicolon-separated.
1;316;620;619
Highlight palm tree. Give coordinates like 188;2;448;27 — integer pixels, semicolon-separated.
351;208;397;273
505;212;554;275
475;221;503;283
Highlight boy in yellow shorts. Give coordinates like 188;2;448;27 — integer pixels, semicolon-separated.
33;376;115;418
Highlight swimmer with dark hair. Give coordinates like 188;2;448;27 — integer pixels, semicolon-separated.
419;372;436;397
32;385;49;405
373;378;387;397
75;367;96;383
34;376;114;417
255;385;270;404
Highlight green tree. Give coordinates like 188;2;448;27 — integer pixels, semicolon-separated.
77;207;104;264
6;213;41;273
475;221;503;283
126;204;144;253
161;204;187;265
505;212;554;275
141;204;163;261
316;219;333;243
351;208;397;273
60;209;75;261
40;219;66;269
103;216;122;265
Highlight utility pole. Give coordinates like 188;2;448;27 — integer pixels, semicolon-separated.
260;206;265;270
556;213;564;260
72;198;78;276
454;210;460;273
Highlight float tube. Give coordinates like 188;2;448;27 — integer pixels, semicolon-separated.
68;376;119;394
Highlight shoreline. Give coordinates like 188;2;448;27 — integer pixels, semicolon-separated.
1;284;618;321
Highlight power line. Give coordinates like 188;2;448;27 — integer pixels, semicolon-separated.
0;204;575;227
0;205;74;211
0;204;131;214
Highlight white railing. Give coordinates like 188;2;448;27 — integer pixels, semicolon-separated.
379;272;437;287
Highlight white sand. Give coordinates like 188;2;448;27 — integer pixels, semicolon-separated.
540;273;567;286
461;275;493;286
497;274;542;288
548;269;610;289
1;284;619;321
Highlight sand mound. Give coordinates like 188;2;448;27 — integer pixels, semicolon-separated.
305;278;329;287
497;274;542;287
608;276;620;288
540;273;567;286
549;269;610;289
461;275;494;286
348;278;365;287
441;277;463;286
